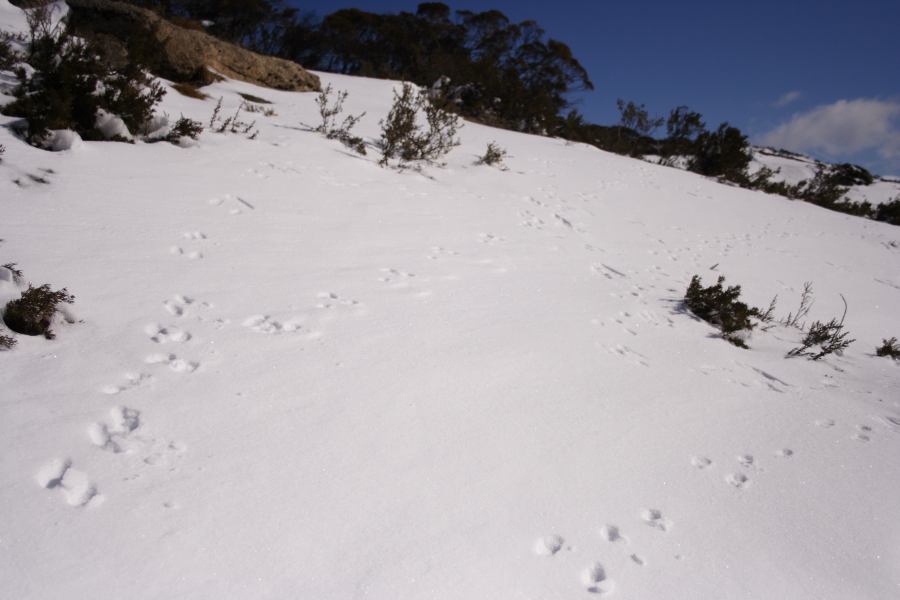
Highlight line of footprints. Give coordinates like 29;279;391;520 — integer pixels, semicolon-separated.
533;512;669;596
532;414;885;594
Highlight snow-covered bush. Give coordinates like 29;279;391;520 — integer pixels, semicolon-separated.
684;274;762;348
314;84;366;155
2;22;164;147
3;283;74;339
477;141;507;168
876;337;900;359
0;34;17;70
379;82;461;167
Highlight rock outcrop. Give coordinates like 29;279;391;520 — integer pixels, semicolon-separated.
66;0;320;92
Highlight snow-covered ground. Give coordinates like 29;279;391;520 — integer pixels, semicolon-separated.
750;148;900;207
2;4;900;599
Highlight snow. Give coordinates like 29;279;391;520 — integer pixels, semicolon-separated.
750;148;900;207
2;3;900;599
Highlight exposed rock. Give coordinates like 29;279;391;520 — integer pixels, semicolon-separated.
66;0;320;92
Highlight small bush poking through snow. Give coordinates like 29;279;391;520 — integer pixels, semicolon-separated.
243;102;276;117
782;282;813;329
314;84;366;155
0;333;15;350
3;284;74;339
379;82;461;167
208;98;258;139
875;337;900;360
684;275;762;348
0;143;5;162
165;115;203;143
477;142;507;168
787;295;855;360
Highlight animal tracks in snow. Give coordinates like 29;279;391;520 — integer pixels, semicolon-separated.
725;472;751;489
242;314;304;334
603;343;649;367
88;406;141;453
100;371;152;395
145;323;191;344
533;534;565;556
641;508;672;532
163;294;194;317
581;562;615;595
144;352;199;373
36;458;102;507
169;245;203;260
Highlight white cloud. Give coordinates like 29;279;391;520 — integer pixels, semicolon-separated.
773;90;802;108
761;98;900;166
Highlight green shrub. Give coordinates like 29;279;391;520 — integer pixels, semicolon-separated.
876;337;900;359
165;115;203;143
0;333;15;350
684;275;762;348
3;24;164;146
3;284;74;339
689;123;751;183
787;295;855;360
828;163;874;187
874;198;900;225
379;82;461;167
477;141;507;168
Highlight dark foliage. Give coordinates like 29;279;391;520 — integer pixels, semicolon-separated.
684;275;761;348
662;105;705;157
0;34;17;70
3;284;74;339
379;82;461;167
787;296;855;360
477;141;506;167
689;123;751;183
874;198;900;225
876;337;900;359
2;24;164;146
165;115;203;142
828;163;874;187
614;99;662;156
0;143;4;162
280;5;592;135
0;333;15;350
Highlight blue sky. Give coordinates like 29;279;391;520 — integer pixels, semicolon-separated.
292;0;900;175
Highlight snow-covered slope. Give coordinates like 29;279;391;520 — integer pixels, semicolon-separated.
2;6;900;600
750;148;900;206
